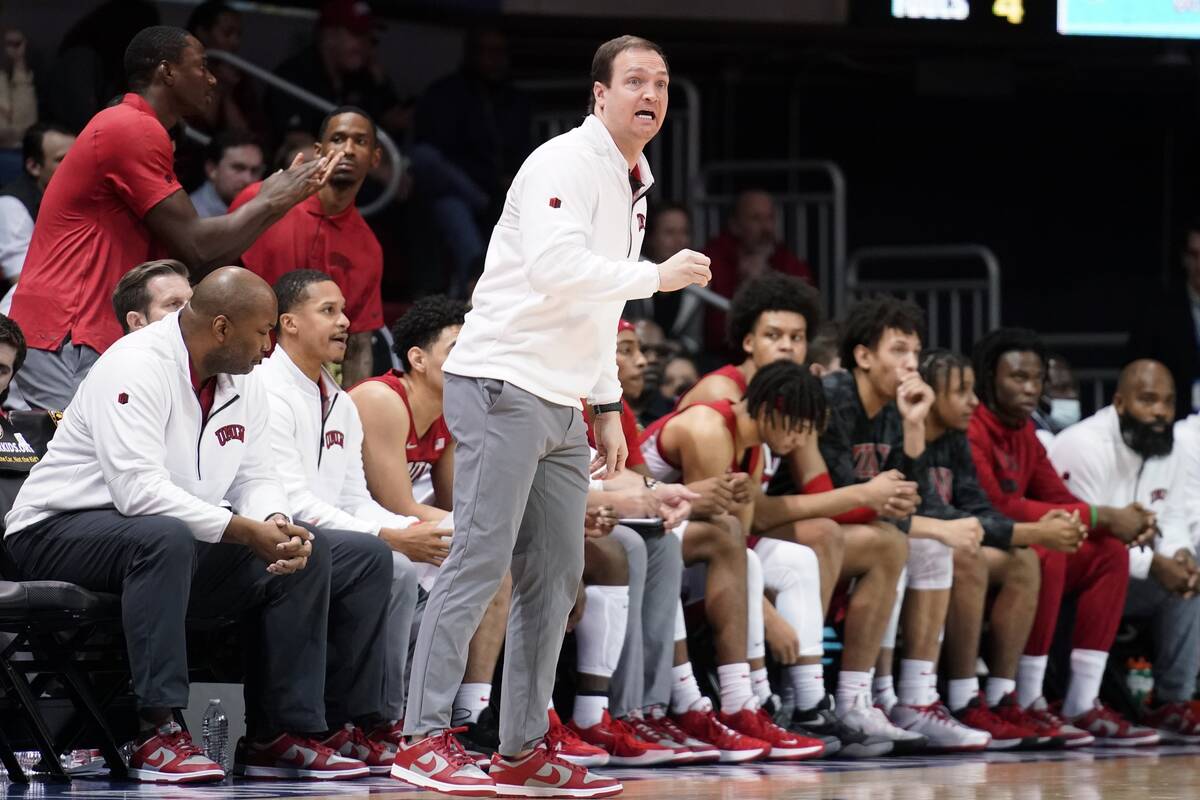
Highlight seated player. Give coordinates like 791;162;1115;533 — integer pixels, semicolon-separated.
969;327;1159;746
917;349;1086;749
1049;360;1200;742
260;270;457;769
112;259;194;334
348;296;513;759
4;269;390;782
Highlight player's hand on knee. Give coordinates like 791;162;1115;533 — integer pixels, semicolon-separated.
940;518;983;554
381;522;452;566
267;555;309;575
657;249;712;292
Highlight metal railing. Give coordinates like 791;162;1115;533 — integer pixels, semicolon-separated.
690;160;846;317
845;244;1001;355
515;77;702;204
1039;332;1128;415
189;49;404;218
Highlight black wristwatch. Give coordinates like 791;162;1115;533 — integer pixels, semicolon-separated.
591;402;624;416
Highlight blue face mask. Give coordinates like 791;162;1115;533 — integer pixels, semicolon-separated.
1048;398;1081;431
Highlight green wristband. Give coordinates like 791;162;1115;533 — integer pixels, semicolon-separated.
1089;505;1098;530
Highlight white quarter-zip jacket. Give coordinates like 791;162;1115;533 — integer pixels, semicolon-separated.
5;311;288;541
258;346;417;535
1048;405;1194;579
443;113;661;408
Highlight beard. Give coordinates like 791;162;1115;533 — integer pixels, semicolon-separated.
1119;412;1174;459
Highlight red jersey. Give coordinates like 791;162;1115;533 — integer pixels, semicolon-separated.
11;94;181;353
583;399;645;468
359;370;451;484
639;399;761;483
676;363;748;410
231;183;384;334
967;403;1091;525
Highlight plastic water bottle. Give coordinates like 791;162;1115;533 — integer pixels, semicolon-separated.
1125;657;1154;706
201;699;229;772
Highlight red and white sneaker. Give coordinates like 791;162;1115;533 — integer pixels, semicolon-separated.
1144;702;1200;744
321;724;394;775
367;720;404;752
719;707;825;761
490;745;622;799
641;708;721;764
391;728;496;796
545;709;609;767
993;694;1080;748
672;707;768;763
953;695;1041;750
568;710;675;766
623;711;705;764
234;733;369;780
127;722;225;784
1067;700;1160;747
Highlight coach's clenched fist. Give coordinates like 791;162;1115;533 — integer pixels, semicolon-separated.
657;248;712;292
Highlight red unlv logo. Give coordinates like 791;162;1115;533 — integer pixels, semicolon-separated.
928;466;953;504
1151;488;1167;503
325;430;345;449
214;425;245;446
851;443;891;479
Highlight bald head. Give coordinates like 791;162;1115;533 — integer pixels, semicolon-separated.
181;266;278;377
1118;359;1172;396
1114;358;1176;447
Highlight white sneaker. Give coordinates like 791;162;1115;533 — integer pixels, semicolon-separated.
890;703;991;753
837;694;928;755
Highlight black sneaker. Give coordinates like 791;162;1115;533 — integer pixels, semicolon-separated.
454;706;499;768
791;695;892;759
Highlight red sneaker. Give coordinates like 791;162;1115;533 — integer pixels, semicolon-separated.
1067;700;1160;747
233;733;369;780
953;695;1040;751
718;707;825;761
568;710;675;766
367;720;404;751
127;722;225;784
545;709;609;767
320;724;394;776
391;728;496;796
1144;702;1200;744
642;709;721;764
994;694;1086;748
490;745;621;798
671;708;768;763
623;711;704;764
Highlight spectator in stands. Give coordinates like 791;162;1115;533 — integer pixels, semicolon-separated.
0;313;25;404
9;25;344;411
1032;354;1081;446
189;130;264;218
3;268;390;783
807;321;841;377
112;259;193;334
186;1;265;138
626;202;692;331
232;106;383;386
44;0;159;132
968;327;1159;746
703;189;814;353
265;0;406;141
0;29;35;152
1129;216;1200;419
1049;360;1200;743
0;122;75;313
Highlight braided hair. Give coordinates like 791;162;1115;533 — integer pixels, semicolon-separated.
971;327;1046;410
726;272;823;352
919;348;970;395
745;360;828;434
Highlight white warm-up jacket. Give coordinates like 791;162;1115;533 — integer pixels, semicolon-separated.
258;346;417;535
1048;405;1194;580
443;113;661;408
5;311;288;541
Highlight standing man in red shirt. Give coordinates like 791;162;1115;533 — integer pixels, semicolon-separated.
231;106;384;386
9;25;342;411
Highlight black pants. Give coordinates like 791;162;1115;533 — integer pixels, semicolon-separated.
7;510;392;735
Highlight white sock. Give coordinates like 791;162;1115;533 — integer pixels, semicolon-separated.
1062;649;1109;719
897;660;938;707
837;670;872;714
986;676;1017;708
750;667;772;704
789;663;826;711
452;683;491;725
572;693;609;729
670;662;706;714
746;550;766;661
873;674;898;712
1017;655;1049;708
575;585;629;678
947;677;979;712
547;697;555;711
717;662;755;714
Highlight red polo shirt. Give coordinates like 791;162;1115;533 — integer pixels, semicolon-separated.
10;94;181;354
230;183;384;335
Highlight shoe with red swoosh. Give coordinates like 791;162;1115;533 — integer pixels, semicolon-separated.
233;733;369;780
321;724;394;775
490;744;622;798
391;728;497;796
127;722;225;783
